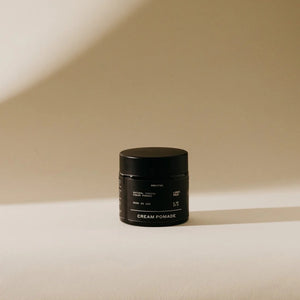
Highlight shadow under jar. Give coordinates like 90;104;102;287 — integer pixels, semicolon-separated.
119;147;189;226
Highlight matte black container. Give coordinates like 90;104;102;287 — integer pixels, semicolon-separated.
119;147;189;226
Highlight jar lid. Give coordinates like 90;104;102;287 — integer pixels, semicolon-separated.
119;147;188;178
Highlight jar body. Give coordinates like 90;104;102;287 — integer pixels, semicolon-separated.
119;174;189;226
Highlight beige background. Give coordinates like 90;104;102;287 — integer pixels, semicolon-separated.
0;0;299;203
1;3;300;299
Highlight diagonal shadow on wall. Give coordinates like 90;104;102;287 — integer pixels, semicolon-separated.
0;0;299;203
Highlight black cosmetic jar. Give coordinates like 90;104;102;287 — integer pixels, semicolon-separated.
119;147;189;226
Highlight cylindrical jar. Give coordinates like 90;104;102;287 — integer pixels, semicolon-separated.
119;147;189;226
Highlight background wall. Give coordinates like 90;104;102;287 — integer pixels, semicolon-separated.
0;0;299;203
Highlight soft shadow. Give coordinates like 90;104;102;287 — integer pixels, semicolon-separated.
184;207;300;226
0;0;299;203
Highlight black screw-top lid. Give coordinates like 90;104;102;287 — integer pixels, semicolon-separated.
119;147;188;178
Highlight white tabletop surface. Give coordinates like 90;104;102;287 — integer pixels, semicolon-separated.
1;188;300;300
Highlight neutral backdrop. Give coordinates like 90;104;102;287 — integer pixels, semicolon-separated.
1;1;300;300
0;0;299;203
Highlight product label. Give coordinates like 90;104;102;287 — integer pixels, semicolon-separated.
119;176;188;224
